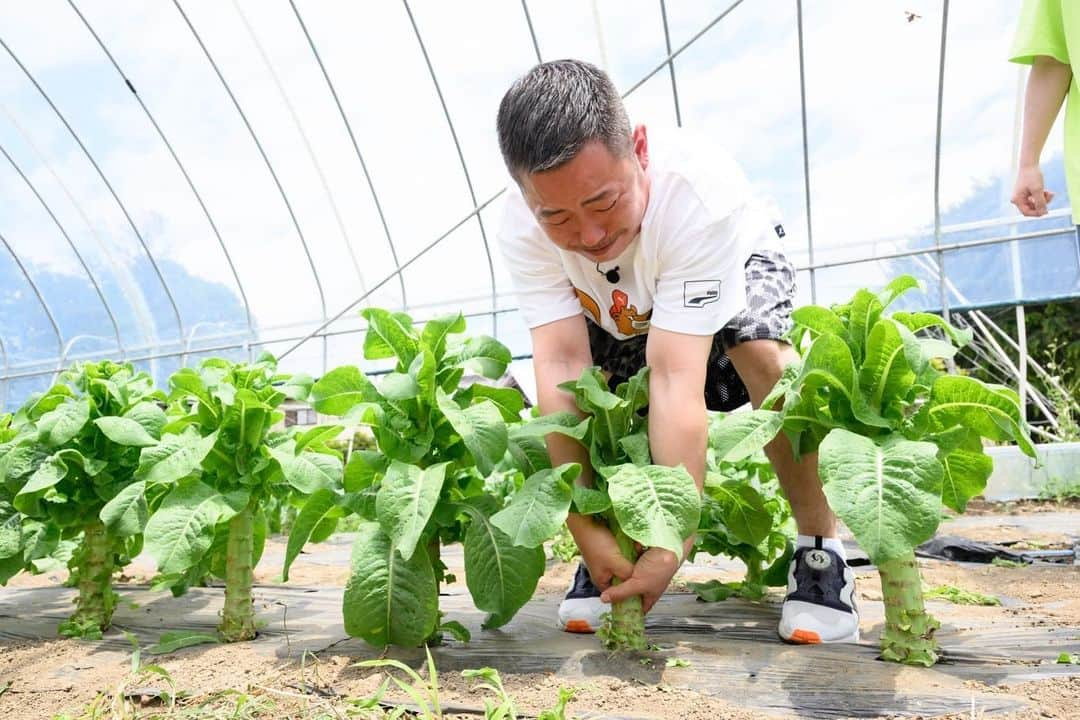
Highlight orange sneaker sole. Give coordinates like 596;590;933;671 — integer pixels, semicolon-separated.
785;629;821;644
563;620;595;634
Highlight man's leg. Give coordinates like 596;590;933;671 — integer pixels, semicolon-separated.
724;339;835;537
725;337;859;644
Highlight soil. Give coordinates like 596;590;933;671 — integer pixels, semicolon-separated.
2;499;1079;719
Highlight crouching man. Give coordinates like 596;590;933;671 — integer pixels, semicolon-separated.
495;59;858;644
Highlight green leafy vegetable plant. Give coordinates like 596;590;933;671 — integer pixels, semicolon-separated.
692;426;794;602
139;353;342;642
0;361;167;638
710;275;1036;666
301;308;540;647
493;366;701;651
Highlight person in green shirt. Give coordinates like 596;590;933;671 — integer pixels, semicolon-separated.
1010;0;1080;218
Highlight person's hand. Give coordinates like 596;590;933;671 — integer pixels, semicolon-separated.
1012;165;1055;217
569;518;635;591
599;546;681;614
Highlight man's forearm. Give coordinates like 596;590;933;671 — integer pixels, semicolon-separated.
1020;57;1072;167
648;369;707;560
534;357;597;538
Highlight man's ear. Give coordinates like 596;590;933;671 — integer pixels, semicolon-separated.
632;125;649;171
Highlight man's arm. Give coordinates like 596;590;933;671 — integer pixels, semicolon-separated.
600;326;711;613
1013;55;1072;216
531;315;635;589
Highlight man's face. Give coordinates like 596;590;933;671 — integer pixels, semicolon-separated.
519;125;650;264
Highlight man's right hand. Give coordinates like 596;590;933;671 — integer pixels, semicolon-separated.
1012;165;1055;217
568;516;635;591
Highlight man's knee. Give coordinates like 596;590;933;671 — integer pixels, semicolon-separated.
726;339;798;405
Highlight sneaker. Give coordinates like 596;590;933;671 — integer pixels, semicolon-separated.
558;563;605;633
778;538;860;644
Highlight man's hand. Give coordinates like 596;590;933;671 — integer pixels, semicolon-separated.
599;547;680;614
569;517;635;591
1012;164;1055;217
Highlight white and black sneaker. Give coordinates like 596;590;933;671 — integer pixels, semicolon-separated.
558;563;605;633
778;537;860;644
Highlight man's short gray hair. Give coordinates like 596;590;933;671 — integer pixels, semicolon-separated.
497;59;632;183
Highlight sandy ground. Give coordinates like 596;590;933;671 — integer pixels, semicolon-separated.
2;500;1079;719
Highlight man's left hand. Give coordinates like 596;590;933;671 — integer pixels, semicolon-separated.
599;546;680;614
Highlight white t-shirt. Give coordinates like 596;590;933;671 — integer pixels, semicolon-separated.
497;127;786;341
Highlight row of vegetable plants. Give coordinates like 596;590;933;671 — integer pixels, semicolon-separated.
0;275;1035;668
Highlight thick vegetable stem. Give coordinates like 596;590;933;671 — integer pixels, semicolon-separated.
220;505;257;641
600;523;645;651
424;536;443;646
878;552;940;666
62;521;117;638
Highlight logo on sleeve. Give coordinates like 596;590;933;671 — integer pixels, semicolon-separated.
683;280;721;308
774;224;786;238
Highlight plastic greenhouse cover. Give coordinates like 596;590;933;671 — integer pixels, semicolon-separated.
1;0;1077;411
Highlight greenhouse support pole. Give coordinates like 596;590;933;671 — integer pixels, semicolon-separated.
932;2;951;340
1017;305;1029;424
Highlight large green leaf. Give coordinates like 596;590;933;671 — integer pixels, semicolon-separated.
607;465;700;558
462;384;525;423
819;430;943;563
99;481;148;537
927;375;1036;457
891;311;973;348
796;334;889;429
491;464;579;547
449;335;512;379
94;417;158;447
271;448;342;494
16;455;68;498
361;308;419;367
877;275;922;309
791;305;848;339
846;289;884;363
37;399;90;447
344;450;387;493
514;412;589;441
0;441;48;482
940;435;994;514
0;506;22;560
376;461;448;561
463;509;546;629
436;389;507;476
859;318;917;415
294;425;344;453
408;348;438;406
571;485;611;515
709;410;782;463
420;313;466;360
123;402;167;439
380;373;420;401
506;429;551;478
144;481;248;574
282;488;338;581
703;475;771;547
343;522;438;647
136;430;219;485
310;366;380;416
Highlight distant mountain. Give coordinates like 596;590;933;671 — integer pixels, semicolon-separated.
887;158;1077;313
0;257;252;409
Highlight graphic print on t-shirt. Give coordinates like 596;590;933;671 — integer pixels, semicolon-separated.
574;287;602;324
609;289;651;336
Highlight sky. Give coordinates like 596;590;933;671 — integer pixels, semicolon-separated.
0;0;1069;379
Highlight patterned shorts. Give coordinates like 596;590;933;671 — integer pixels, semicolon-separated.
587;249;797;412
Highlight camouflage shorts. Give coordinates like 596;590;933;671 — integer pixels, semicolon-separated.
586;249;797;412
